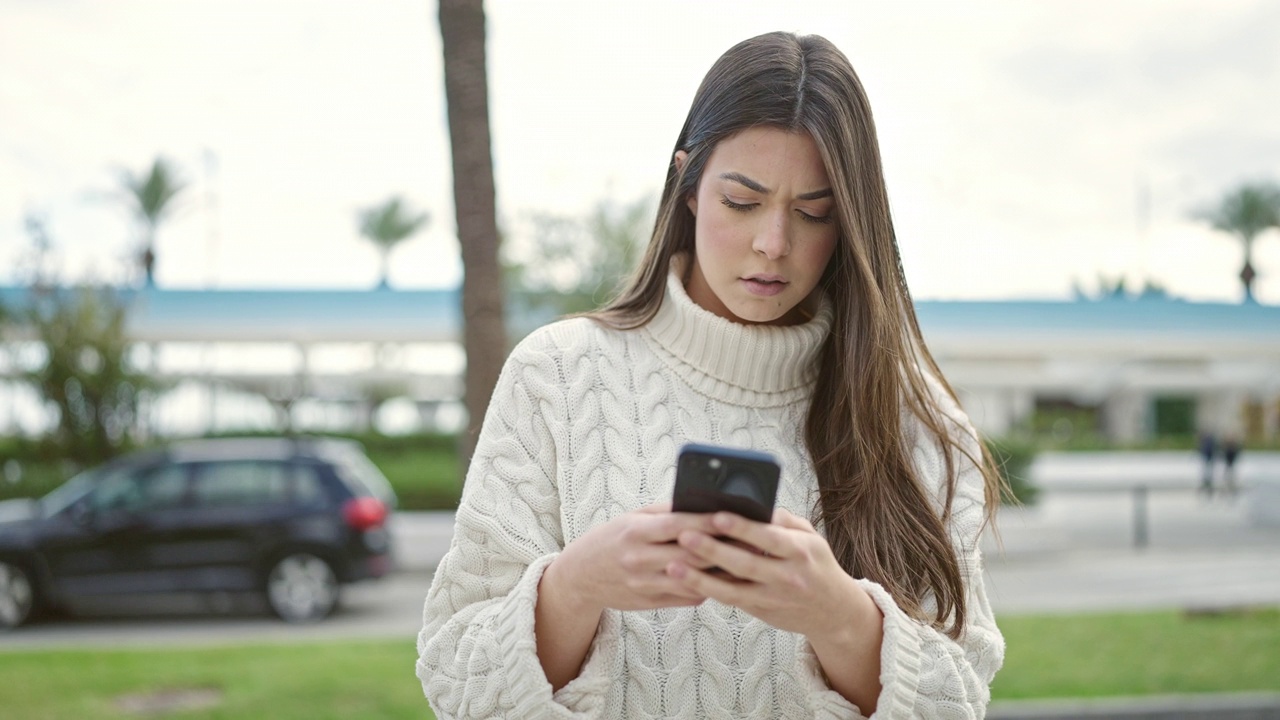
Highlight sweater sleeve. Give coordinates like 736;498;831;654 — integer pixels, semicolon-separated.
798;395;1005;720
415;334;617;719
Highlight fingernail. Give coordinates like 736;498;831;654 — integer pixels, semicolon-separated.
714;513;733;529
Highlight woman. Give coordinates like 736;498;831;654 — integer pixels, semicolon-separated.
418;31;1005;719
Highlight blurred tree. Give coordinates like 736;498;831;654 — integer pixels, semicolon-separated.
439;0;506;475
1194;181;1280;304
19;213;57;289
119;157;187;288
506;194;653;318
9;220;157;469
358;196;430;289
22;285;154;467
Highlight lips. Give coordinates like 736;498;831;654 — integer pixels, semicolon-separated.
742;275;788;297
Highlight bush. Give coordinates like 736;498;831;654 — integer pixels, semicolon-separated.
0;436;76;502
986;437;1039;505
17;285;157;468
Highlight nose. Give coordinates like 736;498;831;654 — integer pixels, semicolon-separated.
752;210;791;260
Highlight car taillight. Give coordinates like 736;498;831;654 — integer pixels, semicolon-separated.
343;497;388;531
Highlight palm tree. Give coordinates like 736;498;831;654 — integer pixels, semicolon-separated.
439;0;507;474
1195;182;1280;303
358;197;429;289
119;157;186;287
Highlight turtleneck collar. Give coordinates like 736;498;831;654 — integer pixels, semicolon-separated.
643;255;833;404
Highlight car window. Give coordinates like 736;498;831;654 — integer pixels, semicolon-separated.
91;471;140;512
327;447;397;506
193;461;291;508
292;464;328;507
143;465;189;509
91;465;189;513
42;471;97;516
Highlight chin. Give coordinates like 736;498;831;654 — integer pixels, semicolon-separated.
728;303;791;326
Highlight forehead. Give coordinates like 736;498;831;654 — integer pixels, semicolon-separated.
704;126;830;189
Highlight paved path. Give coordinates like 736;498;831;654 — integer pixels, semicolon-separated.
982;450;1280;614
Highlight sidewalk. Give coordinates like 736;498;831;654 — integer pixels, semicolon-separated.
981;451;1280;615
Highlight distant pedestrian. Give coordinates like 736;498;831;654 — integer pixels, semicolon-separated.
1197;432;1217;497
1221;437;1242;496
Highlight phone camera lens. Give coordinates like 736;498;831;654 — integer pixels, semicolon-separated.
720;471;762;504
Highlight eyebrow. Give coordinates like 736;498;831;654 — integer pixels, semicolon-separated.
719;172;832;201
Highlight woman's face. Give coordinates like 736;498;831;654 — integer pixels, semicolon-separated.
680;127;839;326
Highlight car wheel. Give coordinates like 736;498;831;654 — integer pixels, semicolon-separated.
265;553;338;623
0;561;35;630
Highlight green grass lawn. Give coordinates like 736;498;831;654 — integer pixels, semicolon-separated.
1;608;1276;717
993;607;1280;700
0;640;434;720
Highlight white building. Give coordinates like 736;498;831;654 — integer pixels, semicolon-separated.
3;286;1278;443
919;298;1280;442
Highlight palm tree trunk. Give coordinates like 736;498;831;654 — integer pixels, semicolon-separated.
1240;235;1257;303
142;227;157;287
439;0;507;477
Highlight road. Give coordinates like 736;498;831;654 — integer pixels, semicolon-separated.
0;571;434;651
4;451;1279;650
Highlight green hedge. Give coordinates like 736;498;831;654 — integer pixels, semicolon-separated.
986;437;1039;505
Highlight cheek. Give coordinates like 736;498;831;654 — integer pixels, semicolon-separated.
694;208;740;259
803;232;839;277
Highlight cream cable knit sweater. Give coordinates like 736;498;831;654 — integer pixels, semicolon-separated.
416;268;1004;719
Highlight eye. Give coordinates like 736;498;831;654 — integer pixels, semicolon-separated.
720;196;757;212
796;209;834;225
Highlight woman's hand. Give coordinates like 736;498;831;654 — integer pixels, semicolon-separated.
664;508;886;711
548;502;720;616
665;508;874;638
538;503;717;690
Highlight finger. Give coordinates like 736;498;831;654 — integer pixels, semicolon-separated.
772;508;815;531
641;570;711;602
650;593;707;608
635;511;718;543
640;539;720;571
634;535;727;568
618;560;707;597
635;501;672;514
708;512;793;558
677;530;773;583
666;560;751;606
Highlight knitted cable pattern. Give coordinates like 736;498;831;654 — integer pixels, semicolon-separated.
416;271;1004;719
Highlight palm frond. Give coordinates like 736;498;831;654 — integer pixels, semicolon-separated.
120;157;187;228
1195;182;1280;243
358;197;430;250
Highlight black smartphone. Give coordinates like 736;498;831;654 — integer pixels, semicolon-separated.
672;443;780;523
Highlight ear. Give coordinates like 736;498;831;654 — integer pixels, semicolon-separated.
674;150;696;216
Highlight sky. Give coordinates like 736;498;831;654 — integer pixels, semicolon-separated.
2;0;1280;302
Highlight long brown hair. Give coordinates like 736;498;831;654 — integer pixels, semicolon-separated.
590;32;1004;637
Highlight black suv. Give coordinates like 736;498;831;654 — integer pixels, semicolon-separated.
0;437;397;628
